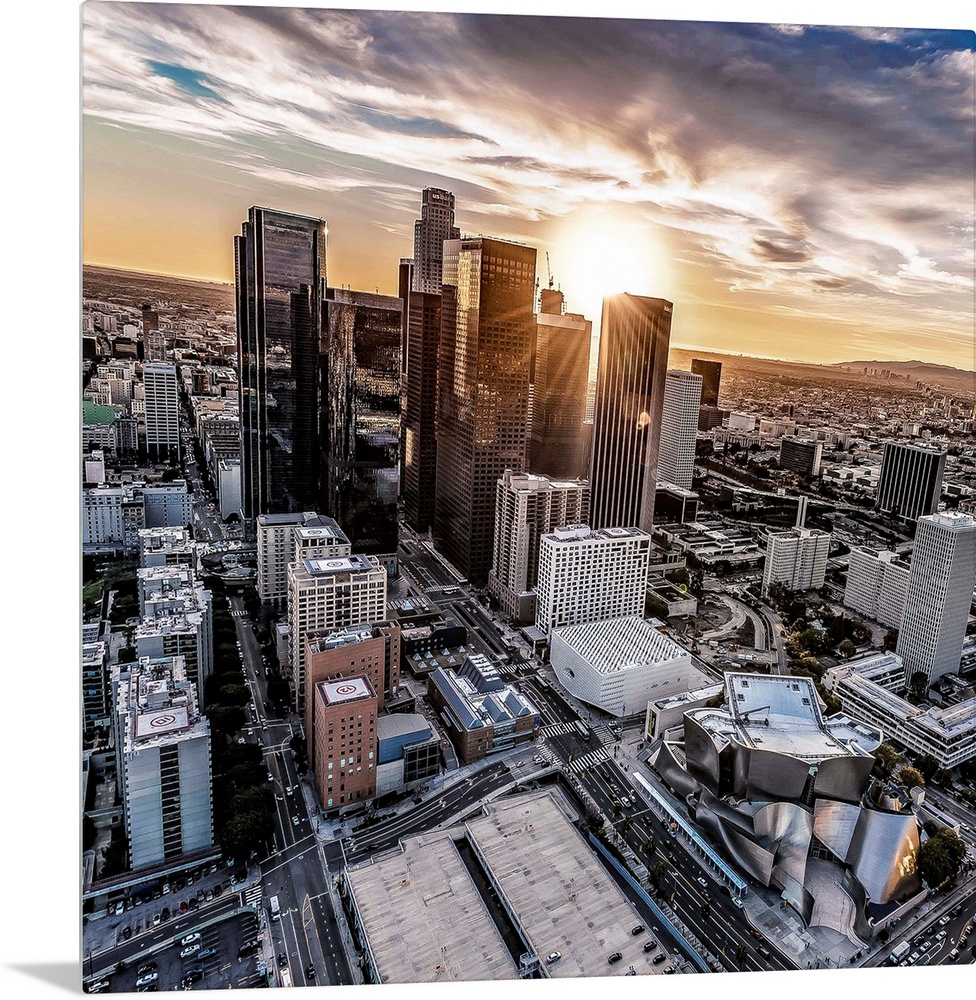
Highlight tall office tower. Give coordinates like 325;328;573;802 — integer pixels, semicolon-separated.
412;187;459;294
235;207;327;521
529;290;592;479
256;511;349;603
843;547;910;629
588;294;672;532
779;437;823;478
690;358;722;407
875;441;947;521
434;237;537;584
657;369;703;490
322;288;403;557
113;655;214;870
761;526;831;597
535;525;652;635
142;303;165;362
488;470;590;623
401;288;442;533
83;641;108;740
143;362;181;463
312;676;379;814
135;596;214;709
286;554;388;710
304;622;400;767
897;512;976;684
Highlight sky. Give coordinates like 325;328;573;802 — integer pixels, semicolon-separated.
81;3;974;368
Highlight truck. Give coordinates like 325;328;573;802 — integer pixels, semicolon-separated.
889;940;910;964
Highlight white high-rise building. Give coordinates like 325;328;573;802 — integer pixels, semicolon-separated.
762;526;830;596
256;512;350;604
897;511;976;684
286;554;387;710
657;370;703;490
412;187;459;294
488;470;589;622
535;525;651;636
143;362;181;462
113;655;214;870
843;548;910;629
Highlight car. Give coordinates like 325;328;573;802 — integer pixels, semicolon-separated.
179;900;188;913
631;924;645;936
625;968;637;976
181;932;201;946
135;973;158;987
908;952;920;965
696;877;708;889
950;949;960;961
515;760;525;767
162;883;171;895
87;980;111;994
663;966;676;974
133;895;144;906
160;907;170;921
731;896;744;909
546;952;561;964
643;941;657;953
188;898;198;911
198;947;218;960
533;755;544;764
137;963;157;976
939;915;951;926
114;901;125;916
652;953;667;965
230;875;239;886
278;953;289;967
213;883;223;897
936;930;947;941
152;913;161;926
181;944;201;958
236;737;246;745
608;952;623;965
306;964;316;980
268;773;275;782
293;816;300;826
182;967;205;986
137;983;157;992
238;940;258;956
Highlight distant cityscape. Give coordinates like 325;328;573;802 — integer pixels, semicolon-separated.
77;6;976;996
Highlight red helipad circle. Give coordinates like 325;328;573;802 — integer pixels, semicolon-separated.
150;714;177;727
334;683;358;695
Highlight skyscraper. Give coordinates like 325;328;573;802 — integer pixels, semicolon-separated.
690;358;722;407
896;511;976;684
412;187;459;294
875;441;947;522
657;369;702;490
142;303;165;362
761;526;830;596
143;362;181;463
528;289;592;479
322;287;403;557
235;207;327;521
588;294;672;531
434;237;537;584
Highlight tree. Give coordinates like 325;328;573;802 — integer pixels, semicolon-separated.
872;743;900;781
291;734;309;776
220;809;275;860
909;671;928;700
837;639;857;660
207;705;246;737
897;766;925;790
915;754;940;784
217;683;252;707
917;829;967;888
266;677;290;710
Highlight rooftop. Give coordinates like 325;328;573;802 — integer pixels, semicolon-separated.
301;554;377;577
552;616;688;674
319;676;376;705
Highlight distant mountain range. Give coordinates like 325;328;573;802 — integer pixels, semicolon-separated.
833;360;974;395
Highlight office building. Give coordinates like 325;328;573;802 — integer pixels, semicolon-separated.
535;525;651;636
401;288;442;532
142;483;192;530
824;654;976;768
896;511;976;684
426;654;540;764
375;714;441;797
286;554;387;710
83;642;108;739
550;616;699;717
256;512;350;604
142;303;165;362
312;676;379;814
412;187;459;294
322;287;402;557
588;294;672;532
216;456;242;520
235;206;327;520
843;548;910;629
698;404;726;432
779;437;823;478
434;237;537;584
138;526;195;569
488;470;589;623
528;290;592;479
304;623;401;765
690;358;722;407
143;362;181;463
113;655;214;870
876;441;947;521
654;484;699;524
657;369;703;490
653;672;921;917
135;597;213;711
83;483;191;555
761;526;830;596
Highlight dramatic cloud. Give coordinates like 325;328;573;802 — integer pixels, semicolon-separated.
81;3;975;366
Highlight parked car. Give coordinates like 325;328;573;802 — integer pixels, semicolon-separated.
608;952;623;965
546;952;561;964
198;948;218;960
181;932;201;946
181;944;201;959
135;973;158;988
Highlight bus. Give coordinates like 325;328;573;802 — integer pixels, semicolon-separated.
269;895;281;922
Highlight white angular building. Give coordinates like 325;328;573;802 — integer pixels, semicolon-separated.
113;655;214;870
761;526;830;596
897;511;976;684
488;470;589;623
550;616;697;717
535;525;651;636
657;369;703;490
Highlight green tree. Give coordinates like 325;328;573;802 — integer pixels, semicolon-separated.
266;677;290;708
932;769;954;789
909;671;928;700
915;754;940;784
872;743;900;781
897;766;925;790
207;705;246;737
217;683;252;707
917;829;967;888
220;809;275;860
837;639;857;660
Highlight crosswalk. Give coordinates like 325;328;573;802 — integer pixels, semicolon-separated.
592;723;617;745
231;610;246;618
567;746;611;774
241;885;263;908
539;721;576;738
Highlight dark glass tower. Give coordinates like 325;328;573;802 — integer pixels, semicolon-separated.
876;441;947;522
235;207;327;521
322;288;403;556
588;293;672;532
434;237;537;584
690;358;722;407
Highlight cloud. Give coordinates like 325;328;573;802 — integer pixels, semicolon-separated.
753;237;812;263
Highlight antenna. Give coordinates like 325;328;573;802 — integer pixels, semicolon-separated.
546;251;554;289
